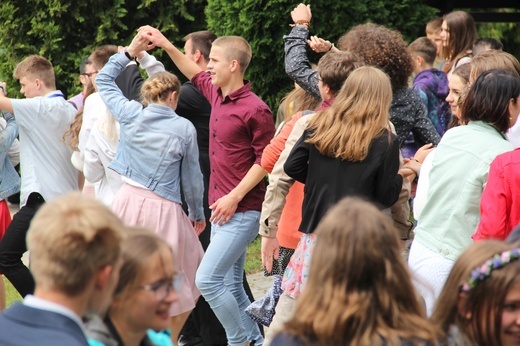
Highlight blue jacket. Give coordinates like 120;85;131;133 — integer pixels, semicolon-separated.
96;53;204;221
0;302;88;346
0;111;20;200
413;68;450;137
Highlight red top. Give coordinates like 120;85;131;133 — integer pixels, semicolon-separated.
192;71;275;212
474;148;520;241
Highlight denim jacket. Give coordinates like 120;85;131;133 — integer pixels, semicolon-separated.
0;111;21;200
96;53;204;221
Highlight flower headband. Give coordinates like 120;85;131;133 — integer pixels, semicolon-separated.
460;248;520;294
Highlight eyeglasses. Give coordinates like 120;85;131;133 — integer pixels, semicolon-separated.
82;71;99;77
138;274;183;301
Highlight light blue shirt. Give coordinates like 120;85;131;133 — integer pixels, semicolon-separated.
414;121;513;261
96;53;204;221
11;91;78;206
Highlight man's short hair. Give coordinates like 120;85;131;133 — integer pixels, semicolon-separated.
212;36;252;73
473;37;504;56
89;45;118;70
13;55;56;88
425;17;443;35
183;30;217;63
408;37;437;66
27;193;124;296
318;51;364;96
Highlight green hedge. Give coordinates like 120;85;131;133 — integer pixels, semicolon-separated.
205;0;437;110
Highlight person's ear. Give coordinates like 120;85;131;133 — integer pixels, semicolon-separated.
194;49;202;63
457;292;472;320
94;265;113;290
230;59;239;73
169;90;178;104
323;84;332;97
34;79;42;90
415;55;424;67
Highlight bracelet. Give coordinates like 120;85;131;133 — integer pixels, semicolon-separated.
124;49;136;62
290;20;310;28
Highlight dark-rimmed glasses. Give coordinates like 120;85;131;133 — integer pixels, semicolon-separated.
138;274;183;301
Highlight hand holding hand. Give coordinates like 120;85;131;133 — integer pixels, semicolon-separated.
127;31;153;57
413;143;434;163
291;3;312;23
261;236;279;274
307;35;333;53
137;25;169;50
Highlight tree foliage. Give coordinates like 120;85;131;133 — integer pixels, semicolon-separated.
205;0;437;110
0;0;206;98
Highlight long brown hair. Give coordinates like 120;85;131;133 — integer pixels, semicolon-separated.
441;11;478;73
62;81;95;150
431;240;517;345
282;197;440;346
306;66;392;161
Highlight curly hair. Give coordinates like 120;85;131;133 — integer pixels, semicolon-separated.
337;23;413;91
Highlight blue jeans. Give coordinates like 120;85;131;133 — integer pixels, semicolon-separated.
195;211;263;346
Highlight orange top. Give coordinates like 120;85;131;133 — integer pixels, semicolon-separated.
261;112;304;249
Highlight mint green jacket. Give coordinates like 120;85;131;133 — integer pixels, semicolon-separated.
414;121;513;261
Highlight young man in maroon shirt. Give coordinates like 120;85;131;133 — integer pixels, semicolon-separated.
138;27;275;346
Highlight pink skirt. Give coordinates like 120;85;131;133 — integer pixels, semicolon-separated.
281;233;317;299
111;183;204;315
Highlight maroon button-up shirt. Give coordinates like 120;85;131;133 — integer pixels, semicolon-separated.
192;71;275;212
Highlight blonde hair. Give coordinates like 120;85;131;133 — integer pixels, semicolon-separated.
13;55;56;89
431;240;516;345
141;71;181;106
62;82;96;150
282;197;440;346
97;109;119;142
27;192;124;296
306;66;392;161
278;87;321;125
111;227;174;300
469;49;520;84
212;36;252;73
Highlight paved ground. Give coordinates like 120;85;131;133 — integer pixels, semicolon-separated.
248;271;273;300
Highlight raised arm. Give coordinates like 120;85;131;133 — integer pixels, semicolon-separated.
138;26;202;80
284;4;320;100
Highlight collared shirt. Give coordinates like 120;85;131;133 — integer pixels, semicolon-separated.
192;71;275;212
414;121;513;260
24;295;87;337
11;91;78;206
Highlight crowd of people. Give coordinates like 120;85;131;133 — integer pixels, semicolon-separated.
0;3;519;346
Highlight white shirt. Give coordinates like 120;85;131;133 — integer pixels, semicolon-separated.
83;115;122;206
11;91;78;206
78;92;105;160
507;120;520;148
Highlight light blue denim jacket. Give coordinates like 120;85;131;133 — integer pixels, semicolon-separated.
0;111;20;200
96;53;204;221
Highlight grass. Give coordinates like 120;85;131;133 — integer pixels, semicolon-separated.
245;235;263;275
3;236;264;309
3;276;22;309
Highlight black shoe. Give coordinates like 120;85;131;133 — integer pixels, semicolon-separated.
178;335;205;346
